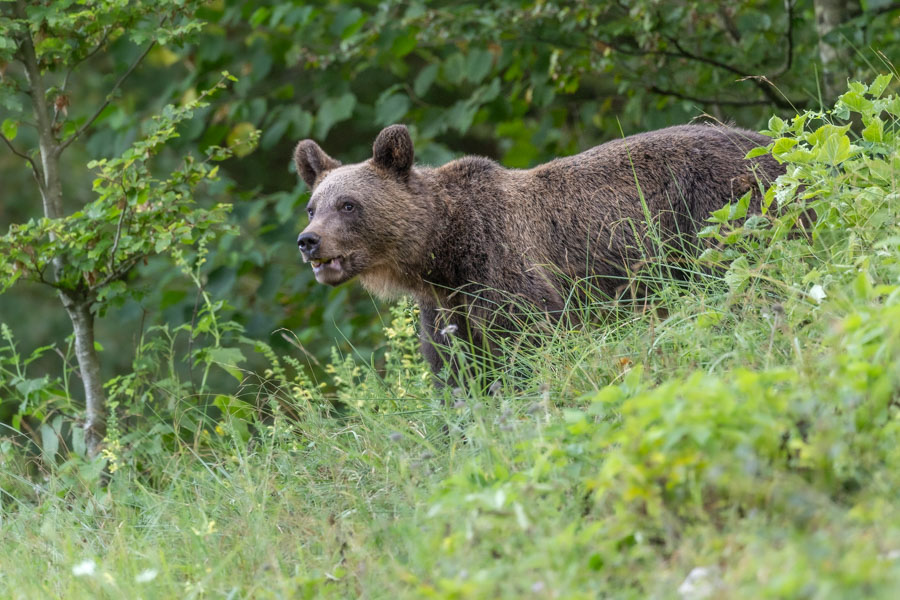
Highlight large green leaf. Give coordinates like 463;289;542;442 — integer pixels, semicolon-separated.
315;93;356;139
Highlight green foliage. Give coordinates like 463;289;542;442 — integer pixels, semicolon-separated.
0;0;206;115
323;299;434;412
0;77;243;307
0;0;259;456
0;323;70;438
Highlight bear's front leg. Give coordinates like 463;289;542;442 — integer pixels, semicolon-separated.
418;302;451;377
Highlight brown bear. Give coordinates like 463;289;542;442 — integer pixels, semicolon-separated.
294;124;782;375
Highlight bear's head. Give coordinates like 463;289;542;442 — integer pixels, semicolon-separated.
294;125;435;298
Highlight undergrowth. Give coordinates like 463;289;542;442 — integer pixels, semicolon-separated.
2;76;900;598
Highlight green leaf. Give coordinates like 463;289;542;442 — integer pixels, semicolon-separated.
315;93;356;139
862;117;884;143
291;109;314;139
819;132;852;166
71;425;86;458
697;248;723;263
249;7;271;27
154;231;173;253
390;31;418;58
709;204;731;223
771;138;797;156
331;7;365;39
839;90;871;114
592;385;624;404
744;146;769;159
767;116;786;133
414;64;439;97
375;93;410;126
724;256;750;293
731;191;751;221
214;394;253;420
206;347;246;383
807;124;850;147
226;122;259;158
1;118;17;141
261;119;289;150
869;74;892;98
781;148;815;163
41;422;59;463
446;100;478;133
443;53;466;86
465;48;493;83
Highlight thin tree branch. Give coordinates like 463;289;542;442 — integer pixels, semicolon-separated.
0;131;41;177
58;33;159;153
91;253;144;292
717;5;742;44
107;201;128;274
62;26;112;93
648;86;775;107
530;30;807;110
187;285;202;396
35;267;66;291
664;36;751;78
662;35;795;109
772;0;796;78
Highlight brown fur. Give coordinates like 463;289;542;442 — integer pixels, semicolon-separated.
294;124;783;375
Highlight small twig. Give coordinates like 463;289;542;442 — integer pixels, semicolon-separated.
278;329;323;367
108;200;128;274
529;27;803;110
107;181;131;273
62;27;112;94
90;253;143;292
34;264;65;290
0;132;41;176
737;74;805;113
186;286;203;396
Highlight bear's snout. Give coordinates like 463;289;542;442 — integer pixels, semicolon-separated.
297;231;321;259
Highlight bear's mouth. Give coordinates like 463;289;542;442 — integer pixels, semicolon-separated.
310;257;342;271
309;256;352;285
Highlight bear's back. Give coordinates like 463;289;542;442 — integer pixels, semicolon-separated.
520;124;779;276
426;124;781;301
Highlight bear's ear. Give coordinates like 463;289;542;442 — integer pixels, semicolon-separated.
294;140;341;189
372;124;414;178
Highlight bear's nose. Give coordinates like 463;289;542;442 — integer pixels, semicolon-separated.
297;232;321;256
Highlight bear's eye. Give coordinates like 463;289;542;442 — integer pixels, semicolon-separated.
341;201;355;213
307;206;314;218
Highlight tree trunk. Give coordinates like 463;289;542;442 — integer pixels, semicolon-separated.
62;298;107;458
813;0;861;102
16;0;107;458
